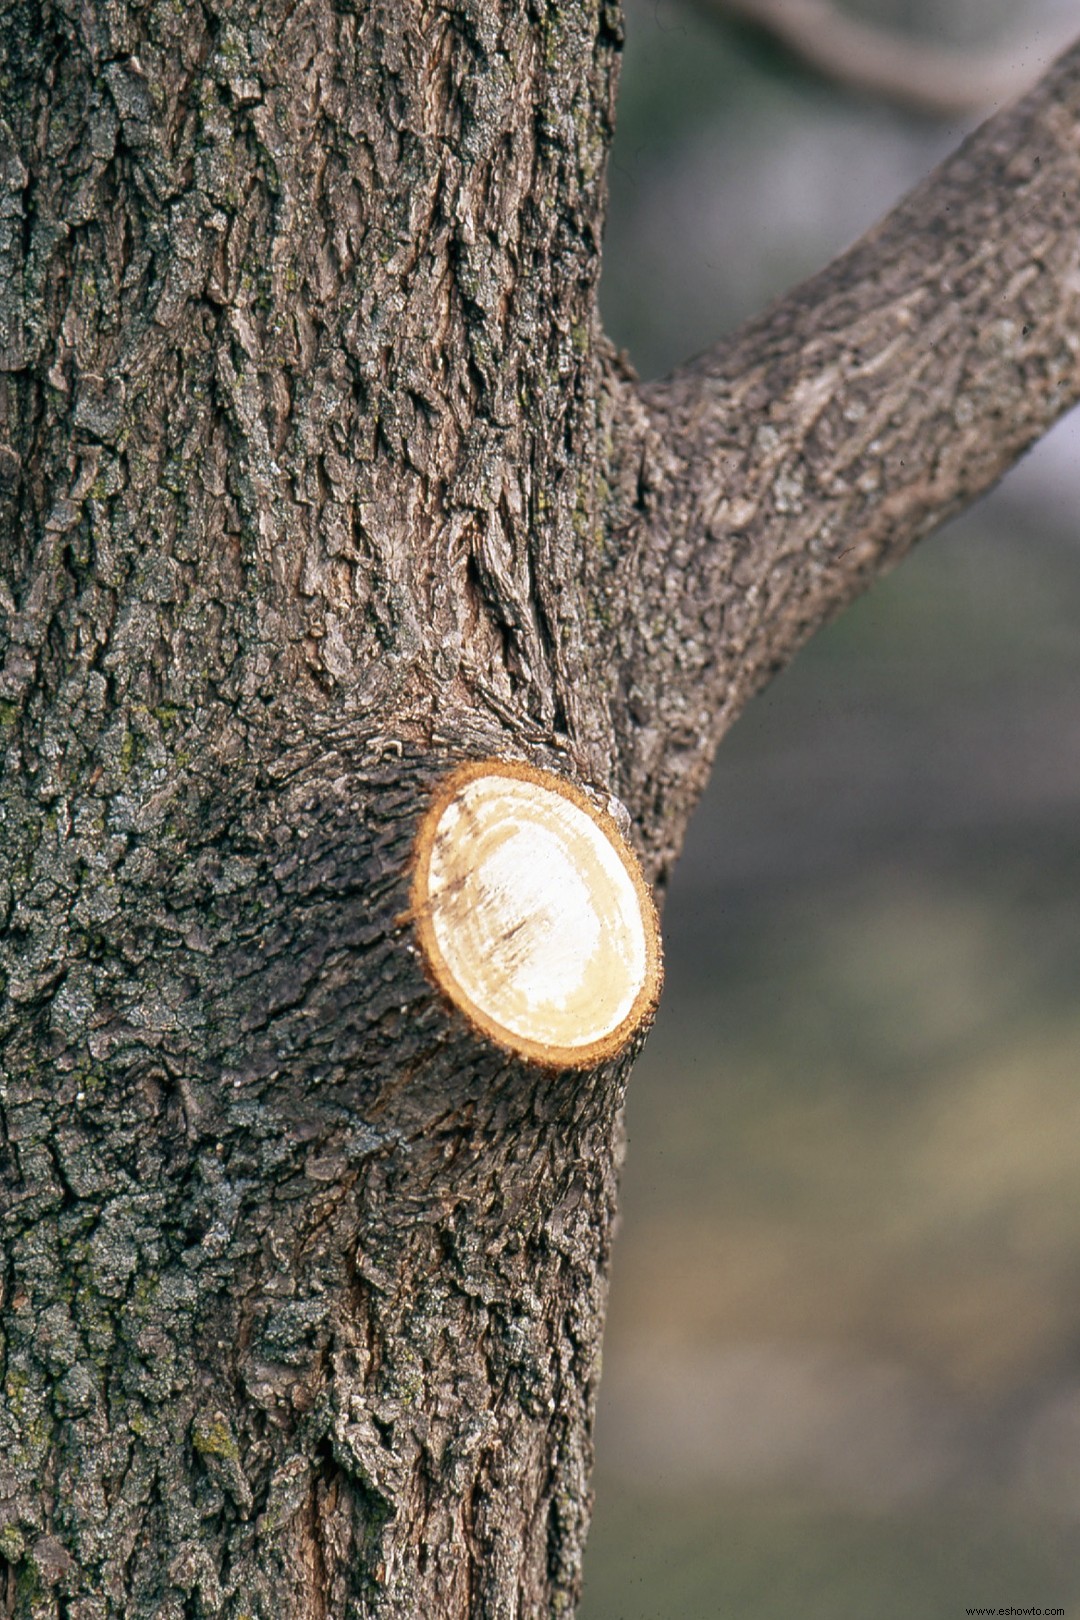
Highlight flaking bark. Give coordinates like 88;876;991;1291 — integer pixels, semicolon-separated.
1;0;1079;1615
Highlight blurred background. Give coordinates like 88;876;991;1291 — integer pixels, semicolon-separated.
581;2;1080;1615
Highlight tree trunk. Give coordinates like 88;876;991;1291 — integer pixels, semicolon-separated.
3;0;1080;1615
1;2;648;1612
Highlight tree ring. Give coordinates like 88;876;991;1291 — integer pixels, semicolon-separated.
410;759;663;1067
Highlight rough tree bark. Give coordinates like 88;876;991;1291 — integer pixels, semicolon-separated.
1;2;1079;1616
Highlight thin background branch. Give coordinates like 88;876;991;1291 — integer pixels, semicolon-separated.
692;0;1078;116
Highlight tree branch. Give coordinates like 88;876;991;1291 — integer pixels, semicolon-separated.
696;0;1074;118
602;37;1080;879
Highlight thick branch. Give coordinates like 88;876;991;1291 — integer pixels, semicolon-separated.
602;37;1080;878
696;0;1073;118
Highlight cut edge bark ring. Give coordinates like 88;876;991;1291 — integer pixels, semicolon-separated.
410;759;663;1068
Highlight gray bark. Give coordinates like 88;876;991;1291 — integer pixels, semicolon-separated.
1;1;1078;1615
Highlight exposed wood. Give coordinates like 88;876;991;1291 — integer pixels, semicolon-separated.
410;759;662;1068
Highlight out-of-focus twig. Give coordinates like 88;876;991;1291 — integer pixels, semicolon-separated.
694;0;1077;117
